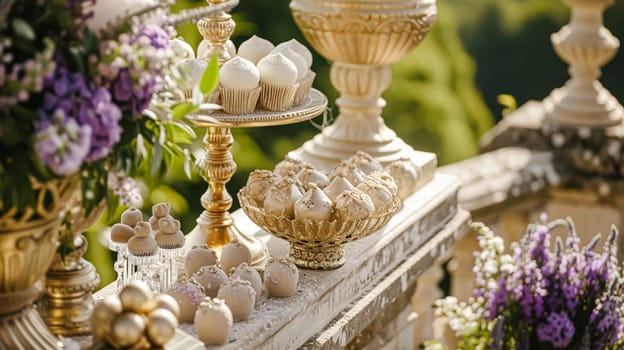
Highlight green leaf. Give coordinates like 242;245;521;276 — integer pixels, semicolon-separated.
171;103;199;120
12;18;35;41
151;143;163;176
199;54;219;95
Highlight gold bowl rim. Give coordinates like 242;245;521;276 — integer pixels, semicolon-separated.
238;187;402;248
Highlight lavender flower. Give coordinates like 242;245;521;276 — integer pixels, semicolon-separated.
536;311;575;348
427;217;624;350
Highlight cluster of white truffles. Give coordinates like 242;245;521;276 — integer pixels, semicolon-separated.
166;241;299;346
244;152;416;222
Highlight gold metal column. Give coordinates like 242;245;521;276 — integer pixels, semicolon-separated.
186;0;269;267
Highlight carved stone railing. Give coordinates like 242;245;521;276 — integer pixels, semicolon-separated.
413;0;624;346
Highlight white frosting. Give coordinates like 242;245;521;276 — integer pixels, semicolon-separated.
257;53;298;86
170;38;195;61
272;48;307;81
176;58;208;90
238;35;275;64
219;56;260;90
274;39;312;68
197;39;236;59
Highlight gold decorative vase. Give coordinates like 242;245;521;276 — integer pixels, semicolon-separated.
38;193;104;336
289;0;438;177
0;177;75;349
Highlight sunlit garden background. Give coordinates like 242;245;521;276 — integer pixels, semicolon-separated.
86;0;624;288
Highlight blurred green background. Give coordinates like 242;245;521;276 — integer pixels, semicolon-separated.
86;0;624;288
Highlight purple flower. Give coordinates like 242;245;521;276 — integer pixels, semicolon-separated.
36;61;122;170
35;111;91;175
536;312;575;348
132;24;171;50
113;69;133;102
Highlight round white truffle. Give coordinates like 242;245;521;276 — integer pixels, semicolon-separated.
238;35;274;64
274;39;312;68
257;53;298;86
219;56;260;90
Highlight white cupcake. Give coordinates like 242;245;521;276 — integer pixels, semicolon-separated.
274;39;312;68
219;56;261;114
238;35;274;64
273;46;315;105
257;53;299;111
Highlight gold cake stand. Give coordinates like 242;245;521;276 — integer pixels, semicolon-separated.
186;89;327;267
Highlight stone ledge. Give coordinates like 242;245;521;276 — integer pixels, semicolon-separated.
93;173;461;349
303;209;470;349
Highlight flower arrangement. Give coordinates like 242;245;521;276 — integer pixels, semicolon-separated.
0;0;217;216
425;216;624;350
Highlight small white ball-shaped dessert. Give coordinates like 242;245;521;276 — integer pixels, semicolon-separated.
357;179;394;213
198;39;236;59
220;239;252;273
119;280;153;313
219;56;260;90
176;58;208;90
294;183;333;221
238;35;275;64
257;52;298;86
348;151;383;175
111;312;146;348
334;189;375;221
385;158;421;200
184;245;219;276
274;155;309;177
323;175;355;201
193;265;229;298
230;263;264;297
332;160;366;186
171;38;195;60
272;47;307;81
296;166;330;188
244;169;280;207
264;178;303;219
194;297;233;345
217;278;256;321
146;308;178;347
274;39;313;68
366;171;399;197
264;257;299;297
166;279;205;323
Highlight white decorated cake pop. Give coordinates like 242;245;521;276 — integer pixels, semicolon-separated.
194;297;232;345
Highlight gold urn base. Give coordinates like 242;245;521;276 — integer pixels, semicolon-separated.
38;235;100;336
291;244;345;270
0;305;64;349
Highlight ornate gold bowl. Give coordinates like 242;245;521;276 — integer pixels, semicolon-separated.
238;187;401;269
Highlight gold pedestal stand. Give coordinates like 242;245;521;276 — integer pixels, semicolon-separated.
185;0;328;266
187;90;328;266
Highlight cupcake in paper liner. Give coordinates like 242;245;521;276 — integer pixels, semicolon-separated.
257;53;299;112
294;71;315;105
218;56;261;115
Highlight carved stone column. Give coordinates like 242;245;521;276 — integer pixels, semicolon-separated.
543;0;623;127
289;0;438;181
